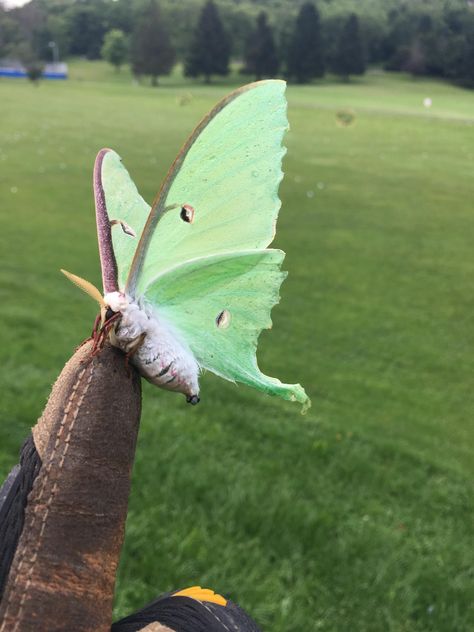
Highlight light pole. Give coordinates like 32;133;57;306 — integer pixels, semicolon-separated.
48;40;59;65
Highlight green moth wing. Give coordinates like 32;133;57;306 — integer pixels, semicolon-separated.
93;80;309;408
144;250;310;410
97;149;150;290
127;80;288;296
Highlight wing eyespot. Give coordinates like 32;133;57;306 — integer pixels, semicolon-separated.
216;309;231;329
180;204;195;223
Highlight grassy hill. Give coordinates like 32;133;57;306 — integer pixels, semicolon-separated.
0;65;473;631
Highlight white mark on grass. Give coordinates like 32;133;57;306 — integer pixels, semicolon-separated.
10;186;18;194
306;190;314;198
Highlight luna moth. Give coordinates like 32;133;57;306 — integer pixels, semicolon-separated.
62;80;310;411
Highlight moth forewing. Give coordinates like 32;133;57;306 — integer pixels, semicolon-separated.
64;81;309;409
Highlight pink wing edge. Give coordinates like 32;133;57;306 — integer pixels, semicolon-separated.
94;148;119;294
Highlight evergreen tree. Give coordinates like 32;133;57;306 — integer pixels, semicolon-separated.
101;29;128;72
131;0;175;86
287;2;324;83
333;13;366;80
185;0;230;83
243;11;279;80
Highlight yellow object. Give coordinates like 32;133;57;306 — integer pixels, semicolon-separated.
61;269;105;308
173;586;227;607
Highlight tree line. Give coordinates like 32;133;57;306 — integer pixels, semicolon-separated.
0;0;473;87
108;1;364;85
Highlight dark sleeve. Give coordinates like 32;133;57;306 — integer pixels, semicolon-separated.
0;436;42;601
111;593;261;632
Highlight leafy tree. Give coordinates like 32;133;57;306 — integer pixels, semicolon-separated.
222;7;253;60
442;14;474;86
287;2;324;83
66;1;108;60
461;25;474;87
360;15;388;64
0;6;20;58
131;0;175;86
107;0;135;35
1;0;474;88
10;40;43;83
101;29;128;72
159;2;200;59
404;40;426;76
185;0;230;83
332;13;366;80
3;1;48;61
243;11;279;80
26;62;43;84
44;15;70;61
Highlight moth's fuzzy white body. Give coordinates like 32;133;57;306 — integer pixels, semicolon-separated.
104;292;200;400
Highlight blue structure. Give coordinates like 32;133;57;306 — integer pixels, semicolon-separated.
0;61;68;79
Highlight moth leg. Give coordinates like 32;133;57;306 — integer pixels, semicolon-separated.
75;313;102;353
91;312;102;347
92;312;121;356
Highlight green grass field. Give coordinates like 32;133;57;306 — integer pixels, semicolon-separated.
1;64;473;631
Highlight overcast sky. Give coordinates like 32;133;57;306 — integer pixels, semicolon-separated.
4;0;30;8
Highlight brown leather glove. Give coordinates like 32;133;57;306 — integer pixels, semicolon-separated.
0;342;141;632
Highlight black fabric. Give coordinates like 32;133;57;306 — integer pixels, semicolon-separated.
0;435;42;602
111;593;261;632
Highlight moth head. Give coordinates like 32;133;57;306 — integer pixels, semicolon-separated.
103;291;129;314
61;271;127;327
102;292;129;336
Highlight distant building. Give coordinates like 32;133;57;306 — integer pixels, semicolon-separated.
0;60;68;79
